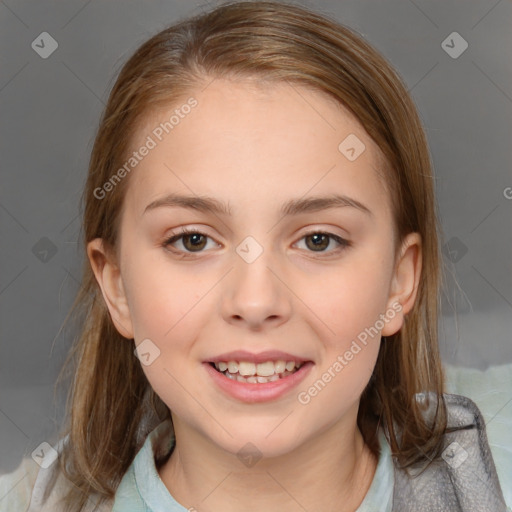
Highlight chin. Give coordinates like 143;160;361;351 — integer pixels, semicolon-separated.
206;420;305;461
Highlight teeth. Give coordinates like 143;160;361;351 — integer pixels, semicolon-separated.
256;361;276;376
232;372;287;384
238;361;256;376
213;359;301;379
274;360;286;373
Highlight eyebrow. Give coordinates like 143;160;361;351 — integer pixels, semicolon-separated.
143;193;373;217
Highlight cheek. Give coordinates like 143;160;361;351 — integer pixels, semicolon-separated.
121;242;204;341
310;256;392;344
124;258;209;416
301;250;391;405
297;275;386;416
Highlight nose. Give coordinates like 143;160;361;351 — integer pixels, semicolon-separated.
221;247;292;331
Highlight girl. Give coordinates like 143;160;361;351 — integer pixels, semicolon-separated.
1;1;510;511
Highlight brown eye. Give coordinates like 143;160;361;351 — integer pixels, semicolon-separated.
181;233;207;251
297;231;351;254
164;229;215;254
305;233;330;251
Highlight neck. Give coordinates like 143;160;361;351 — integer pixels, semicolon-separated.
158;413;378;512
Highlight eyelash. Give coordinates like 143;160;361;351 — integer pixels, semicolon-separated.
162;227;352;257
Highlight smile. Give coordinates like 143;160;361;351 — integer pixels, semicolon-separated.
204;357;314;403
210;360;303;384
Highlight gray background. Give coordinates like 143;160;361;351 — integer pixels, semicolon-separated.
1;0;511;474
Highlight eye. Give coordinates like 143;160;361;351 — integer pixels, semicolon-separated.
295;230;351;254
163;228;218;254
162;228;351;257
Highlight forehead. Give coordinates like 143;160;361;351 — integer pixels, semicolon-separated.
124;78;391;217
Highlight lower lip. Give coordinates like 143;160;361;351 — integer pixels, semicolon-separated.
203;362;314;403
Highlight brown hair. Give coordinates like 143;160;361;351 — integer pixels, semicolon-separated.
54;1;450;510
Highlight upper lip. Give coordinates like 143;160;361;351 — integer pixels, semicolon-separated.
206;350;312;365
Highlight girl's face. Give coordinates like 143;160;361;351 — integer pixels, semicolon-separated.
89;78;421;458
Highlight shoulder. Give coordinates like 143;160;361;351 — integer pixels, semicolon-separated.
392;386;511;511
0;443;113;512
0;457;40;511
443;362;512;510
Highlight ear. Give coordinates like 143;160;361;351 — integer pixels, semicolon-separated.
87;238;134;339
381;232;422;337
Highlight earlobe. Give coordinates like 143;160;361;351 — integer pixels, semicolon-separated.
87;238;134;339
381;232;422;337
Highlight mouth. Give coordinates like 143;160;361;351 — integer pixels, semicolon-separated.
208;359;305;384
